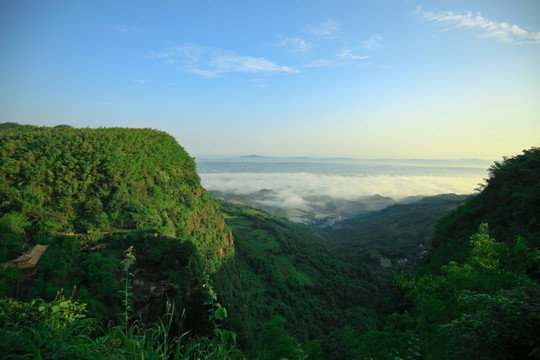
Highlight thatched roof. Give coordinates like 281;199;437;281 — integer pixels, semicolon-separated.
3;244;49;270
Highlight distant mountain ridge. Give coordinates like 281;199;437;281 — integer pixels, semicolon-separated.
199;154;494;167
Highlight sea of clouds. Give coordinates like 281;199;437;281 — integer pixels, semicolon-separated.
199;167;488;207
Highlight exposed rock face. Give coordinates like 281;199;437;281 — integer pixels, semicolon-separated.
220;232;234;258
130;267;182;326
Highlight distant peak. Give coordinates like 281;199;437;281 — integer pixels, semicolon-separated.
239;154;266;159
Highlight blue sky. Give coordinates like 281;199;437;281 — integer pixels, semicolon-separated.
1;0;539;159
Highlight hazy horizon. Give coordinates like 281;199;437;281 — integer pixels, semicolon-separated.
195;154;497;163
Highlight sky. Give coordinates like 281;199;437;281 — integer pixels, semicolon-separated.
1;0;539;160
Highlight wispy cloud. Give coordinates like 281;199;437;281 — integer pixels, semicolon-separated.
273;37;312;52
421;9;540;45
303;59;334;68
208;50;298;74
188;68;219;78
336;48;369;60
151;44;299;77
303;49;368;68
249;78;269;88
153;44;203;65
308;18;341;38
133;79;151;84
362;34;384;50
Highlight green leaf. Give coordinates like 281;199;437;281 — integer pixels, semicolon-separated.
221;330;230;344
215;307;228;321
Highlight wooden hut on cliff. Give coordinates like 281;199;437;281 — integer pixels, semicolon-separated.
2;244;49;299
3;244;49;276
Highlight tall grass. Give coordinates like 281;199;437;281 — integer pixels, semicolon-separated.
0;246;245;359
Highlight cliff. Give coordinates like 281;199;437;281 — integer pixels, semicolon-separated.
0;124;233;272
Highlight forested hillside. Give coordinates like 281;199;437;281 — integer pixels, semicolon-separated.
424;147;540;273
321;194;468;278
337;147;540;359
0;123;233;271
212;201;376;356
0;124;240;358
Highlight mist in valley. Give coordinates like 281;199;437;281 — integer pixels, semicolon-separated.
197;157;492;225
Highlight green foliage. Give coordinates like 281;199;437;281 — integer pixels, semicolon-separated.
0;212;29;265
323;194;467;279
0;124;242;357
0;296;106;360
27;235;82;300
75;251;121;321
255;316;305;360
0;295;245;360
0;267;20;297
200;275;242;358
1;241;242;359
374;224;540;359
350;148;540;360
0;124;232;273
425;147;540;273
122;245;136;331
0;295;86;332
442;284;540;360
212;201;375;355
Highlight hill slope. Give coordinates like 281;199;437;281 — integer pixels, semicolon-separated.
321;194;468;276
212;201;377;353
0;124;235;333
425;147;540;272
340;147;540;360
0;124;233;272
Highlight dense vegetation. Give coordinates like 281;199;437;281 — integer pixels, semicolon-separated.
336;147;540;359
321;194;468;284
212;201;376;355
425;147;540;273
1;123;539;359
0;124;238;358
0;123;233;273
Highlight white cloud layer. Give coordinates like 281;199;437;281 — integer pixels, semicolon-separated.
274;37;312;52
362;34;384;50
336;48;369;60
151;44;298;77
302;59;334;68
422;10;540;45
200;172;482;201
